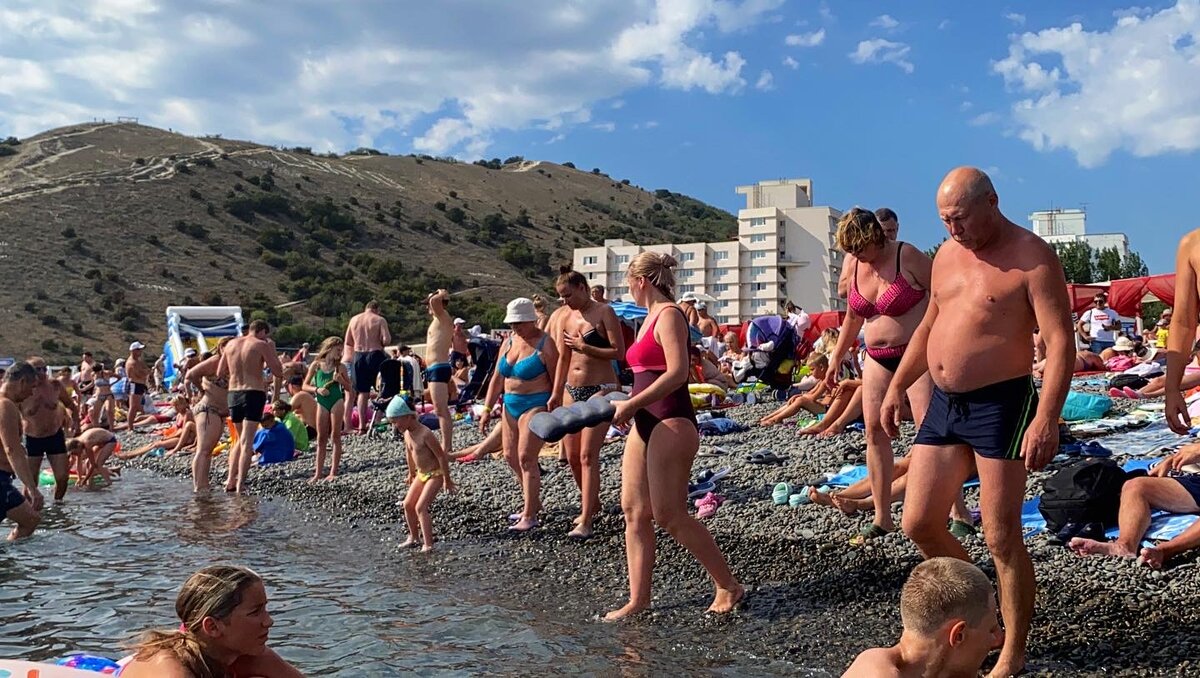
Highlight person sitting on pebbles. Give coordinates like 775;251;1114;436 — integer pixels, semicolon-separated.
797;378;864;438
844;557;1001;678
1068;441;1200;569
388;397;455;551
758;352;834;426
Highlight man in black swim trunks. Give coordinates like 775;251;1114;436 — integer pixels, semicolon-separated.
22;356;79;502
880;168;1073;678
345;300;392;434
0;363;45;539
218;320;284;493
121;341;152;431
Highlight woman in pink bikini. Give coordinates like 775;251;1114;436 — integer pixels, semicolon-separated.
606;252;743;620
825;208;934;542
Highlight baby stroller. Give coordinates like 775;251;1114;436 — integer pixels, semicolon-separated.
736;315;800;398
454;336;500;410
368;358;406;433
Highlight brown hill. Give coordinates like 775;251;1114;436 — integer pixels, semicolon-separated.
0;122;735;362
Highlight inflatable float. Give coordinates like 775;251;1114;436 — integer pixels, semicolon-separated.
0;657;118;676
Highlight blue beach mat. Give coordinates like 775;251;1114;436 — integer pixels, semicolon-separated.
1021;458;1200;543
1082;421;1194;458
822;464;980;489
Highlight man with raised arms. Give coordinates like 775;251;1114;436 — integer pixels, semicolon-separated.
880;167;1074;678
424;289;455;457
0;363;44;539
218;320;284;493
344;300;392;434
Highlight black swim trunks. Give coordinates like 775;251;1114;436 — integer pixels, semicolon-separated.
352;350;387;394
914;375;1039;461
228;390;267;423
130;382;147;396
1173;474;1200;509
425;362;452;384
306;425;317;440
26;429;68;457
0;470;25;514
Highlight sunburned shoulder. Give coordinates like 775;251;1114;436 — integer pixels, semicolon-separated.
120;653;194;678
843;648;903;678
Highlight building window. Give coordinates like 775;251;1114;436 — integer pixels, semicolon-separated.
679;252;695;262
751;266;767;276
679;284;696;292
751;251;766;260
749;217;767;227
712;268;725;279
679;269;694;279
750;234;767;244
714;250;729;260
616;254;629;264
752;282;767;292
714;283;729;292
583;256;598;266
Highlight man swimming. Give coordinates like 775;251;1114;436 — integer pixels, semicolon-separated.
218;320;284;494
22;356;79;502
344;300;391;434
424;289;455;457
844;558;1001;678
880;167;1074;678
0;363;44;539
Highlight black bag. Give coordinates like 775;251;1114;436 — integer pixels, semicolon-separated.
1039;459;1139;533
1107;373;1149;391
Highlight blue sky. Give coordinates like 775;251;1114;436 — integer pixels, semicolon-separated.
2;1;1198;272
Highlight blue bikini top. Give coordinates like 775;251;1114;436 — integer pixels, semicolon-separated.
497;335;549;381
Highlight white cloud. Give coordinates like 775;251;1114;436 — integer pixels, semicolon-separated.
633;120;659;130
818;2;835;21
782;55;799;69
870;14;900;30
938;19;952;30
990;0;1200;167
785;29;825;47
959;100;973;111
546;133;566;144
592;122;616;132
0;0;780;157
610;99;625;109
755;69;774;90
969;112;1000;126
849;39;914;74
1005;12;1026;25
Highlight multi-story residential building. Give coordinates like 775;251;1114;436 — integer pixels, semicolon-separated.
1030;208;1129;257
573;178;844;324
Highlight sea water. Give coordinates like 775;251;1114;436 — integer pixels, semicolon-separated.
0;470;823;677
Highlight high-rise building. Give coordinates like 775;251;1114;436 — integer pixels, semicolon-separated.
572;178;844;324
1029;208;1129;256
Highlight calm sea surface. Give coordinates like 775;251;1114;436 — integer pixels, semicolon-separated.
0;470;821;676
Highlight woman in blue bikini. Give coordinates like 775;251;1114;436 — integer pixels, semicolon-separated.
479;298;559;532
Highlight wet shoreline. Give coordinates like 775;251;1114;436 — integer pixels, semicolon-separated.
120;398;1200;676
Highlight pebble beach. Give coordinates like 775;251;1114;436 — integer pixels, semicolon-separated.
119;394;1200;676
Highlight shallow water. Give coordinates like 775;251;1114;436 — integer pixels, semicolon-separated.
0;470;820;676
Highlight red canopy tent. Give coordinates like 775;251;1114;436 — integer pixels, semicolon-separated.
1067;273;1175;318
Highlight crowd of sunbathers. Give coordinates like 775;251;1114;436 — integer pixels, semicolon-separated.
11;166;1200;677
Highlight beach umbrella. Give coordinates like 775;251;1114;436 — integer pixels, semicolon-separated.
610;300;647;320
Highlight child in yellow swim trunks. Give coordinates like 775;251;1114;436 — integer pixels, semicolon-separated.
387;397;455;551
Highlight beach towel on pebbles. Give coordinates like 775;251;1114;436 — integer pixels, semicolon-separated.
823;463;980;489
697;418;749;436
1022;458;1200;543
1080;421;1193;458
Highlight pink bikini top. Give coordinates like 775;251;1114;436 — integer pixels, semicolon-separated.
848;242;926;319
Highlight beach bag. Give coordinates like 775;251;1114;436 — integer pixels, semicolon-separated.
1060;391;1111;422
1107;373;1149;392
1039;459;1137;533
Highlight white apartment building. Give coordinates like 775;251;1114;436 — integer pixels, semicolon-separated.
1030;208;1129;257
573;178;843;325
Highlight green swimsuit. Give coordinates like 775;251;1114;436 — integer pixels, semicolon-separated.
313;366;344;411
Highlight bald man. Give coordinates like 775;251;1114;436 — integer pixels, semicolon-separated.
880;168;1073;678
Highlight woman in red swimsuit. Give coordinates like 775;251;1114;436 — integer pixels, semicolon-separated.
825;208;936;542
606;252;743;621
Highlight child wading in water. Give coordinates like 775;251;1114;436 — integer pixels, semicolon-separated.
387;397;455;551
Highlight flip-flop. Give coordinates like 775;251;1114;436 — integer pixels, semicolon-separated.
849;523;891;546
1082;441;1114;458
748;451;783;465
788;487;814;507
696;467;732;484
508;519;540;533
688;480;716;499
772;482;792;505
948;519;977;539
